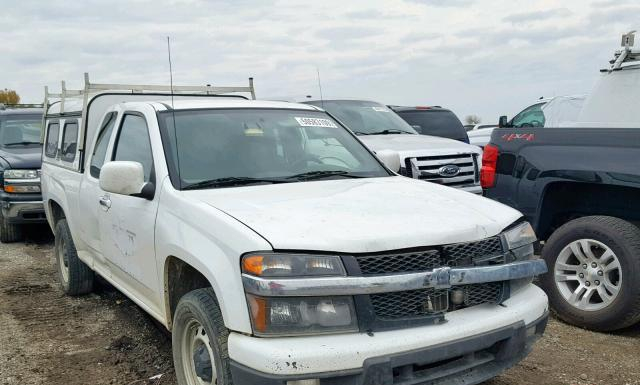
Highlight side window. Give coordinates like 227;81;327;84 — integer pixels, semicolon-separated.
113;114;154;183
512;103;545;128
90;112;117;178
61;121;78;162
45;122;60;158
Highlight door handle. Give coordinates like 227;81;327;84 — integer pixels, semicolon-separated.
99;196;112;210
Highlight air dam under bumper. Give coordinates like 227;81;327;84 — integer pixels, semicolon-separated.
228;284;548;385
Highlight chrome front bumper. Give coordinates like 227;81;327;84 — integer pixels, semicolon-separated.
243;259;548;297
1;200;46;223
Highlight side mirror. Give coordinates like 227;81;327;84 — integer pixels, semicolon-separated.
376;150;401;172
498;116;508;128
411;125;423;134
99;161;154;199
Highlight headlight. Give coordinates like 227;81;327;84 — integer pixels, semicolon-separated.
503;221;537;294
246;295;358;336
242;253;355;336
242;253;346;277
503;221;537;250
3;169;41;193
4;169;39;179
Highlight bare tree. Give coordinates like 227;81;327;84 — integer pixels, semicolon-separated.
464;114;481;125
0;89;20;104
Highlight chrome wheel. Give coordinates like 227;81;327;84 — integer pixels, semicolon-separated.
57;234;70;284
554;239;622;311
180;318;217;385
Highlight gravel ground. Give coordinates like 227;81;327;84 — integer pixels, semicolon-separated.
1;225;639;385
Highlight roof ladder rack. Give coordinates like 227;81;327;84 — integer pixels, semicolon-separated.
43;73;256;115
43;72;256;149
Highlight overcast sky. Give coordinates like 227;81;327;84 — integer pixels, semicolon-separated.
1;0;637;123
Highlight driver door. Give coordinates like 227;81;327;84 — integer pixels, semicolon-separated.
97;112;161;308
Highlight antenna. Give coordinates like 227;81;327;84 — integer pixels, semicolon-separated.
316;66;324;108
167;36;182;188
167;37;176;109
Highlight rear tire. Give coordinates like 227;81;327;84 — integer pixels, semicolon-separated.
540;216;640;331
0;212;23;243
172;288;233;385
55;218;94;296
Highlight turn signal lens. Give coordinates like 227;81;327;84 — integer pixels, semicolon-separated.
242;255;264;276
3;184;41;193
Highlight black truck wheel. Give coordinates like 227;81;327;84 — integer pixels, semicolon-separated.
172;288;233;385
540;216;640;331
0;212;23;243
55;218;94;295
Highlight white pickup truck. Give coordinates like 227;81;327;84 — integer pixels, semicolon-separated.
41;75;548;385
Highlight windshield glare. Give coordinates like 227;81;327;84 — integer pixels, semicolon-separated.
306;101;418;135
160;109;390;188
0;116;42;146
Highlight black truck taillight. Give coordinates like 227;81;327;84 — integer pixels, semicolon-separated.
481;144;499;188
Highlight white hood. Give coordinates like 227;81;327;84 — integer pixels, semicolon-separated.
186;177;521;253
358;134;481;159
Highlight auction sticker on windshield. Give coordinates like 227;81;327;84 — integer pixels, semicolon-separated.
295;117;338;128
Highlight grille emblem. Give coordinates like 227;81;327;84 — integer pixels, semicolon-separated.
438;164;460;177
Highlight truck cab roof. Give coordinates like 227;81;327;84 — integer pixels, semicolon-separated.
149;99;321;112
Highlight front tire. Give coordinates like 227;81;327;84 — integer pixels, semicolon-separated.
540;216;640;331
55;218;94;295
0;212;23;243
172;288;233;385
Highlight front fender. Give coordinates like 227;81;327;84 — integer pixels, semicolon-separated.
155;184;272;333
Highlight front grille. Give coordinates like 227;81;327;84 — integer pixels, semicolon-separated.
371;283;504;320
355;236;504;276
461;282;503;306
356;250;441;275
405;153;478;187
371;288;449;319
443;236;504;266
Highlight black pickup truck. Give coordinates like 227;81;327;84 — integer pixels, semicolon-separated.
482;127;640;331
0;105;46;242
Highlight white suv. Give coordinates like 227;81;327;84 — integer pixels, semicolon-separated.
41;77;548;385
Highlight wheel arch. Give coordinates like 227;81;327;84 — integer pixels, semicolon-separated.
163;255;215;329
47;199;66;227
161;252;251;333
537;181;640;241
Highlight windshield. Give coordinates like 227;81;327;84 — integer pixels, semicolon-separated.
0;115;42;147
305;100;417;136
159;108;390;189
396;110;468;142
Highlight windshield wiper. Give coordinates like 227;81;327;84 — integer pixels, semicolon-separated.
286;170;366;181
3;141;41;146
183;177;289;190
352;131;372;136
367;129;414;135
